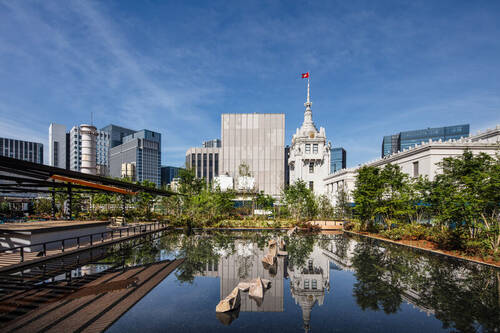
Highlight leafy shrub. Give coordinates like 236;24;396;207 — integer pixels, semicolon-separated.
380;223;430;241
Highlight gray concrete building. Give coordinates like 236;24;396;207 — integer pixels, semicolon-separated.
185;147;221;185
221;113;285;196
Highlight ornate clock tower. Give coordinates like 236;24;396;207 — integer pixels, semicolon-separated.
288;78;331;195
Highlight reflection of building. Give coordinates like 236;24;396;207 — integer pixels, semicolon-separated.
288;246;331;332
199;240;285;312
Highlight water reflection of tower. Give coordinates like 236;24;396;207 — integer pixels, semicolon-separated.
199;239;285;312
288;245;331;332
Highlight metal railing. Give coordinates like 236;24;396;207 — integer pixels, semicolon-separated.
0;221;169;264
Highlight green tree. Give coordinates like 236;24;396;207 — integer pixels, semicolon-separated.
375;164;411;230
316;194;334;219
281;180;317;223
334;183;352;220
353;166;384;231
432;151;500;253
34;198;53;215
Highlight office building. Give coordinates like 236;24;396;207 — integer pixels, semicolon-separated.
185;147;221;185
326;125;499;206
101;124;136;148
288;81;330;195
49;123;110;175
68;126;110;175
330;148;346;174
0;137;43;164
202;139;221;148
109;130;161;186
161;166;182;187
382;124;470;157
49;123;67;169
221;113;285;196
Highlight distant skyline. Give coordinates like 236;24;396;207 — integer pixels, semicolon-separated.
0;0;499;167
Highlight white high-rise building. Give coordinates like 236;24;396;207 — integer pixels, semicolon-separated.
49;123;67;168
49;123;110;175
288;79;331;195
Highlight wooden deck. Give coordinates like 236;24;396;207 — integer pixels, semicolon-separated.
0;259;184;332
308;220;344;230
0;223;169;272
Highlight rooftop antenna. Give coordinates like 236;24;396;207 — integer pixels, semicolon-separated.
91;112;94;126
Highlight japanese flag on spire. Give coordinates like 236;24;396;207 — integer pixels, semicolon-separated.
301;72;309;79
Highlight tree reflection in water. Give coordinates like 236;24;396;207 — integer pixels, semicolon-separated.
350;237;500;332
104;230;499;332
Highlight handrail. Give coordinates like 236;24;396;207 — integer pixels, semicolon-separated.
0;221;169;263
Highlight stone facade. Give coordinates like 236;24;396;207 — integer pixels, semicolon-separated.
324;125;500;206
221;113;285;196
288;80;331;196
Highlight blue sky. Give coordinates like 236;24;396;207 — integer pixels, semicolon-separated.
1;0;499;167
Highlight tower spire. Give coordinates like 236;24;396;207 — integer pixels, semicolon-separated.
304;76;312;108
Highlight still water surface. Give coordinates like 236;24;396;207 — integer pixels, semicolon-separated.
107;230;499;332
1;230;498;332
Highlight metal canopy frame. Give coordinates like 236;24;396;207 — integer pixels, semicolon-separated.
0;155;177;220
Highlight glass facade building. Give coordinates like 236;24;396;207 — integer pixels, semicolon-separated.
109;129;162;187
0;137;43;164
382;124;469;157
202;139;221;148
101;124;136;148
161;166;182;186
330;147;346;174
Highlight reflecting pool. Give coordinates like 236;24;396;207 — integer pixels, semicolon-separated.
0;230;498;332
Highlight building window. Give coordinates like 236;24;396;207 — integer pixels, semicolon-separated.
197;153;201;178
313;144;318;153
312;279;317;290
54;141;59;165
214;153;219;176
304;279;310;289
305;144;311;153
203;153;207;178
309;162;314;173
309;181;314;191
308;260;313;271
413;161;419;177
209;154;213;182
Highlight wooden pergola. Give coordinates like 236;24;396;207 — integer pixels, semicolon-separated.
0;155;177;220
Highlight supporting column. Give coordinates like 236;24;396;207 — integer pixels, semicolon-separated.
122;194;126;226
67;184;72;220
51;181;56;220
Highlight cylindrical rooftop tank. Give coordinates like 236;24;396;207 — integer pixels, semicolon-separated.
80;124;97;175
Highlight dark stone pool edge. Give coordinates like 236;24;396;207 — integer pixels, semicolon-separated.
344;230;500;270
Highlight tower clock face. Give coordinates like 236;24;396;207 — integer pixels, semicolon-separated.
309;132;315;138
